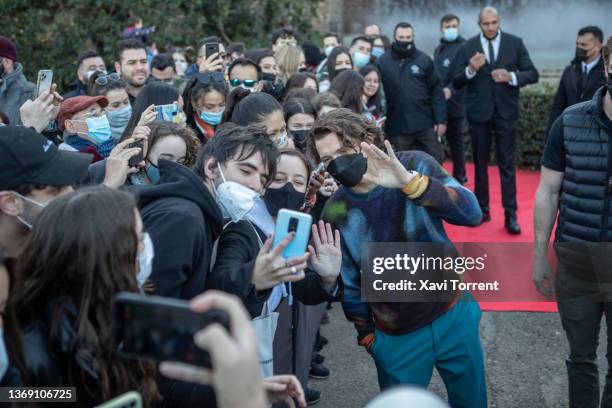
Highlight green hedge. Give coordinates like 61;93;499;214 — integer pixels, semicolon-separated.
1;0;321;92
443;82;556;170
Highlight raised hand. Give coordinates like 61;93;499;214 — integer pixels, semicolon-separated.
308;220;341;288
469;52;486;72
360;140;417;189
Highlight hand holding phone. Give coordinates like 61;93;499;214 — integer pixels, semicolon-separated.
252;232;310;290
158;291;269;408
273;209;312;259
113;292;231;367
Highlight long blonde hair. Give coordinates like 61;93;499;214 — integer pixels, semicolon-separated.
276;45;304;85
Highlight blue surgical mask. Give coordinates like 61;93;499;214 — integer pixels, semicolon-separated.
84;115;112;145
443;28;459;42
146;160;161;184
106;106;132;141
371;47;385;59
199;108;224;126
276;132;288;147
353;51;371;68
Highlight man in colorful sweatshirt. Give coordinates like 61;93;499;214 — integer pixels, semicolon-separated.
308;108;487;408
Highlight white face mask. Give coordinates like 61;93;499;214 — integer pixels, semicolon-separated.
137;232;154;288
11;191;47;230
0;328;8;380
324;46;335;57
213;163;259;222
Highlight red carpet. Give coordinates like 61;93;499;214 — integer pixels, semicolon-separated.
443;162;558;313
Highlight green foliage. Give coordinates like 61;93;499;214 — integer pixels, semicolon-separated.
0;0;321;92
443;82;556;170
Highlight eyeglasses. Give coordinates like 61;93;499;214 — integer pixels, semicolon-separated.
95;72;121;86
229;78;259;88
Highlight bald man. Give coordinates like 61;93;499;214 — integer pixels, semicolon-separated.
452;6;538;235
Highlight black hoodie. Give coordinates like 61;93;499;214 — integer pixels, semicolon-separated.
130;160;223;300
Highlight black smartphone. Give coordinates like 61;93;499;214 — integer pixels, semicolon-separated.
205;42;220;60
113;292;231;367
127;139;144;168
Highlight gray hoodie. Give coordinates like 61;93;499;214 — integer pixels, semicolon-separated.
0;63;35;126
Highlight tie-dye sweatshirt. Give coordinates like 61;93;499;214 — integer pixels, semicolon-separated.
322;151;482;342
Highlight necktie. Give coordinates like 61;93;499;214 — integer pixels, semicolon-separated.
488;39;496;66
579;65;588;96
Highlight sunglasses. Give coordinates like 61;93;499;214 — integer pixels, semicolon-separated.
95;72;121;86
229;78;258;88
195;72;226;86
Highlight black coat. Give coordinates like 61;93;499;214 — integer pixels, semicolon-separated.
208;219;335;318
377;47;447;136
452;32;539;124
130;160;223;300
549;57;606;129
434;37;466;119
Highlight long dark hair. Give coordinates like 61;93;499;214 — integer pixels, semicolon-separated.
283;97;316;124
15;187;159;405
330;70;365;114
358;65;382;118
122;82;181;139
182;75;228;120
284;72;318;99
223;88;282;126
327;46;353;82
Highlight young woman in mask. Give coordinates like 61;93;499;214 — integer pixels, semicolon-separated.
371;35;391;61
283;97;316;152
86;121;201;187
319;46;353;93
330;70;365;115
88;71;132;142
183;72;228;143
168;46;190;77
359;65;383;121
224;88;294;149
249;50;285;101
14;187;159;406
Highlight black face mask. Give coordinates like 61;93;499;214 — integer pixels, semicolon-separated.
334;67;350;77
575;47;588;63
263;183;305;217
262;72;276;82
298;67;309;73
290;129;310;151
607;75;612;96
327;153;367;187
395;40;413;50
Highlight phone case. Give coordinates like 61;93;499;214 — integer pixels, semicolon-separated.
36;70;53;97
273;209;313;259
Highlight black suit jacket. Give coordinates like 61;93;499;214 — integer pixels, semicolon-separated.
452;32;539;124
548;57;606;129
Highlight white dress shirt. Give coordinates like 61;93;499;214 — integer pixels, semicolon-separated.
466;30;518;86
582;55;601;75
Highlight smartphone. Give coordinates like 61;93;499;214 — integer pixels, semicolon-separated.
127;139;144;168
205;42;220;60
154;103;179;122
376;116;386;128
273;209;313;259
113;292;231;367
314;162;326;176
36;69;53;97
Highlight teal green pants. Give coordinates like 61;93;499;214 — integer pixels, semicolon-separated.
369;294;487;408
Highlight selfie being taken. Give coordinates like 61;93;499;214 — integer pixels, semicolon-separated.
0;1;611;407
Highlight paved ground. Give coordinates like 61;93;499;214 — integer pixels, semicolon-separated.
311;305;609;408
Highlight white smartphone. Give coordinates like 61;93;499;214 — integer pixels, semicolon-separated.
36;69;53;97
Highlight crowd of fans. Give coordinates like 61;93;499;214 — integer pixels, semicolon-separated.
0;6;611;408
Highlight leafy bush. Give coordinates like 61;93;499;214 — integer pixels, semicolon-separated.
443;82;556;169
1;0;321;92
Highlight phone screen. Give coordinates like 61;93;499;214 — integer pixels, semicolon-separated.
113;293;230;367
154;104;179;122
